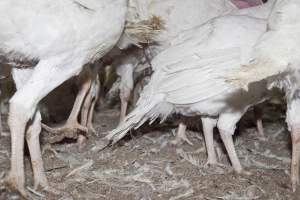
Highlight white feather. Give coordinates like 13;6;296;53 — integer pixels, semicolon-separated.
227;0;300;90
107;15;271;143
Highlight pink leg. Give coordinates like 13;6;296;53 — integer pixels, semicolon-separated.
217;113;243;173
201;117;218;165
219;130;242;173
291;126;300;192
119;87;131;123
120;98;128;123
78;93;92;151
78;74;100;151
26;111;49;190
2;56;84;197
86;77;100;133
1;68;35;198
0;90;2;136
254;106;265;137
5;103;28;197
286;99;300;191
170;122;193;145
0;106;2;136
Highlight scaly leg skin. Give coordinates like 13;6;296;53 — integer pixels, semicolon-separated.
170;122;193;146
202;117;218;166
42;68;92;143
119;87;131;123
286;98;300;191
219;130;242;173
81;75;100;134
86;92;98;134
0;68;34;198
291;126;300;192
0;107;2;136
254;106;265;138
1;103;29;198
120;98;128;123
78;73;100;152
86;77;99;134
1;55;90;198
0;90;2;136
78;87;93;151
26;111;60;195
27;111;48;190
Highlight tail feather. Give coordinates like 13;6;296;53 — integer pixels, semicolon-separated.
106;95;165;144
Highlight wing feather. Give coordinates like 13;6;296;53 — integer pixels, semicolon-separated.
150;16;266;105
154;48;241;105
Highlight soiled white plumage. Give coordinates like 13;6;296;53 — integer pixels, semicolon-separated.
0;0;126;196
115;0;238;124
115;0;275;123
124;0;237;51
0;0;125;63
144;0;236;49
227;0;300;191
111;0;274;148
98;0;272;152
230;1;300;88
107;15;270;172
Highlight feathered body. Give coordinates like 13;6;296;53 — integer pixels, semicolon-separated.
0;0;127;196
107;15;270;143
229;0;300;91
119;0;237;51
0;0;126;64
139;0;236;49
115;0;275;113
226;0;300;191
114;0;238;122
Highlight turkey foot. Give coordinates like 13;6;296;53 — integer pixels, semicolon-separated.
0;175;30;199
42;121;88;143
170;123;193;146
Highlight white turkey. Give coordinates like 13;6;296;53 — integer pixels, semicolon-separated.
57;0;271;148
0;0;126;197
118;0;237;51
111;0;276;151
112;0;238;146
114;0;276;145
106;14;271;171
226;0;300;191
45;0;237;149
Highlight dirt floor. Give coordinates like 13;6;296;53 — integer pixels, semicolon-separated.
1;101;300;199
